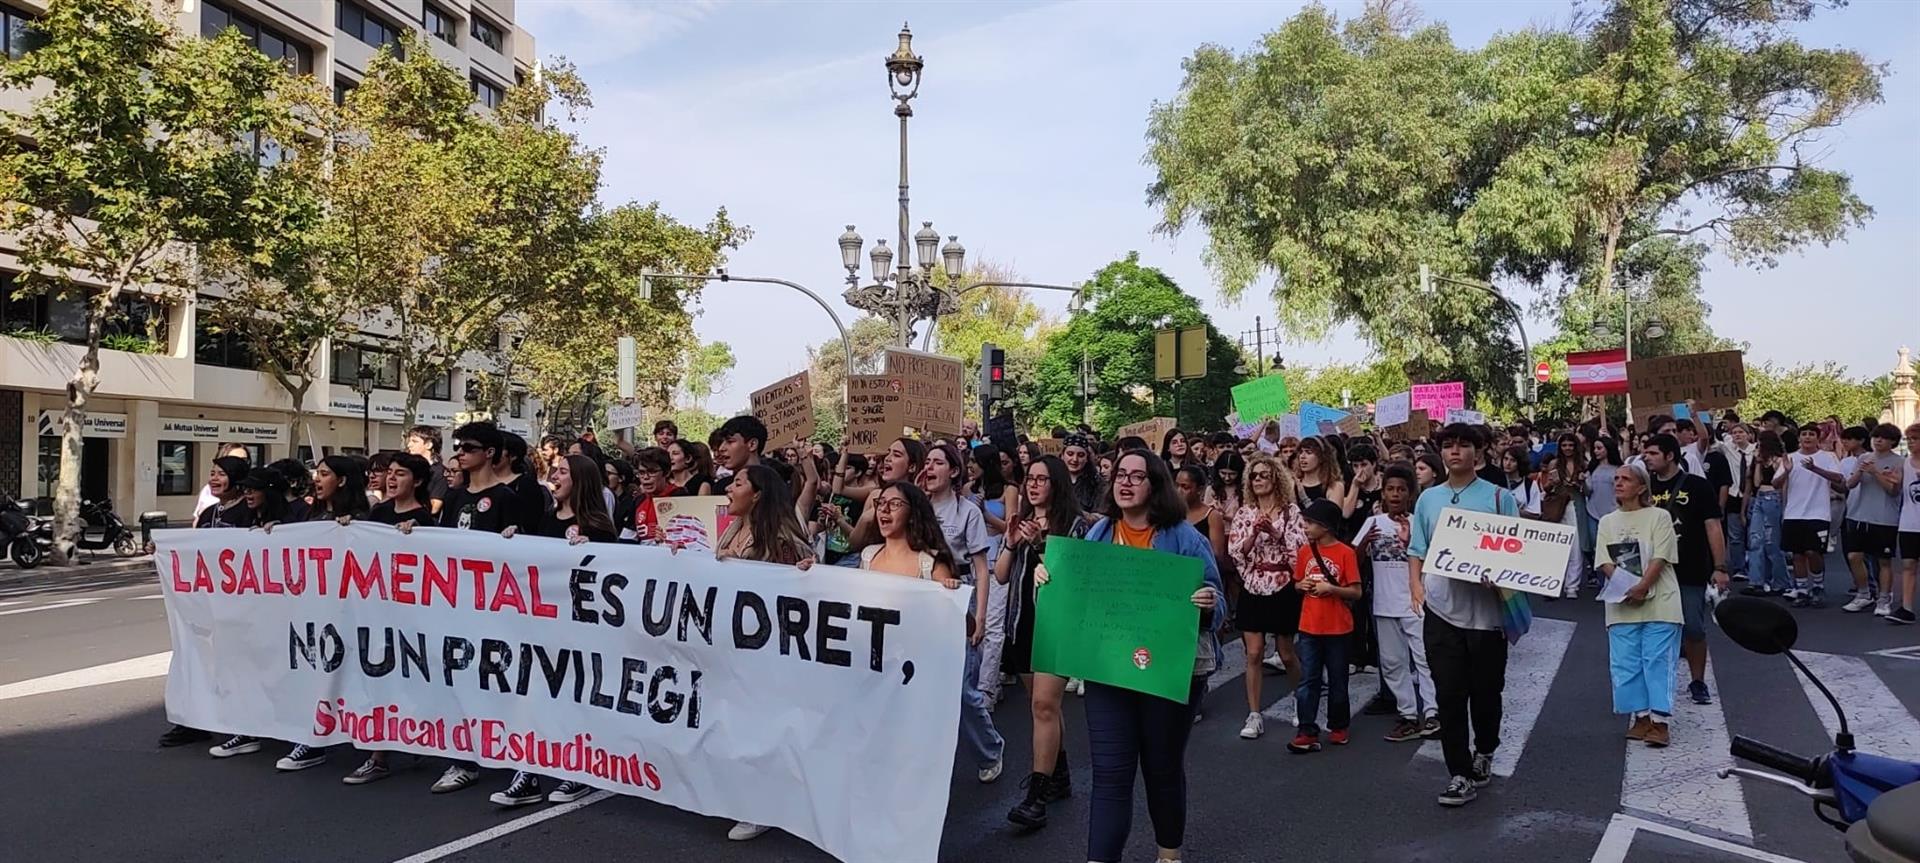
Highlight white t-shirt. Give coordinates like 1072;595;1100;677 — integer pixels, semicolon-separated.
1783;449;1841;521
1683;445;1708;478
1353;514;1413;620
1901;457;1920;533
1836;455;1859;503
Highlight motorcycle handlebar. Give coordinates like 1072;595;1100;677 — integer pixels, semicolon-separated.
1730;735;1821;785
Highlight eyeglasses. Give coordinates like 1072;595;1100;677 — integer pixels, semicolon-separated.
873;497;908;513
1113;470;1150;486
1249;471;1275;480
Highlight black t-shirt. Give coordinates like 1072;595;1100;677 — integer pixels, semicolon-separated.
508;473;551;534
1649;471;1722;585
368;500;429;526
671;474;714;497
1705;450;1736;498
439;484;520;533
536;511;618;544
195;500;255;529
427;471;450;508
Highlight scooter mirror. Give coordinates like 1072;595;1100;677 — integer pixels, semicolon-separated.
1715;596;1798;655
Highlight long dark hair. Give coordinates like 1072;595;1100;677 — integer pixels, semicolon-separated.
1160;427;1188;465
1589;436;1622;470
1104;449;1187;528
556;454;615;537
734;464;808;562
923;442;964;497
971;442;1008;501
1294;437;1337;488
1020;455;1082;537
313;455;370;518
211;456;250;502
670;439;715;480
877;480;956;571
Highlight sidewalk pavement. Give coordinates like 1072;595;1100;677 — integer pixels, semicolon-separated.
0;553;155;584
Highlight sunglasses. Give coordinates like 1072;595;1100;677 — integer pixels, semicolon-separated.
455;442;486;453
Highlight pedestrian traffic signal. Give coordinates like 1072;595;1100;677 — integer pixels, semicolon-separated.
981;343;1006;407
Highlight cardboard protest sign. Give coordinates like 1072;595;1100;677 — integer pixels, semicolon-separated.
1336;414;1363;436
884;348;966;438
1226;411;1260;439
1032;536;1202;703
749;371;815;450
1423;508;1577;597
1230;376;1291;422
1374;391;1412;427
1277;414;1302;439
155;522;969;863
652;495;733;553
845;375;910;450
1446;408;1487;425
1037;438;1065;456
1627;350;1746;411
1411;381;1466;415
605;402;646;432
1385;409;1429;440
1117;417;1177;446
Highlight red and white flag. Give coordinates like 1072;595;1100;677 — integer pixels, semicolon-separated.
1567;349;1629;396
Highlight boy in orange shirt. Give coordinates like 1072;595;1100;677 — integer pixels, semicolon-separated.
1289;498;1364;752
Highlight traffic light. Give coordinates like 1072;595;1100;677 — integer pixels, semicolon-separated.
981;343;1006;409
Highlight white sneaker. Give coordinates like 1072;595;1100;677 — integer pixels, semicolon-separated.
1841;595;1875;613
1067;678;1084;696
1874;594;1895;617
1239;711;1264;740
430;764;480;794
978;754;1004;783
1263;653;1286;673
728;821;770;841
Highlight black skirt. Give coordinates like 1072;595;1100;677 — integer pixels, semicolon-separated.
1235;587;1302;636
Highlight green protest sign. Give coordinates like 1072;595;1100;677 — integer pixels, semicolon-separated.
1032;536;1202;703
1231;375;1291;421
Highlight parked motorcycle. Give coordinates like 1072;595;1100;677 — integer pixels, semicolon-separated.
0;491;46;568
26;497;140;563
1715;596;1920;863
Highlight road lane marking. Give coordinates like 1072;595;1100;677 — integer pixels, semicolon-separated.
1417;616;1576;777
1261;665;1381;729
1794;650;1920;763
0;597;104;616
0;651;172;702
1590;813;1807;863
1870;645;1920;662
389;790;614;863
1620;657;1749;839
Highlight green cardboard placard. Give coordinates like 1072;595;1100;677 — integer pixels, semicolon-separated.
1231;375;1291;422
1032;536;1202;703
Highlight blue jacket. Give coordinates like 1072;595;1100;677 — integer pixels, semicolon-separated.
1083;516;1228;675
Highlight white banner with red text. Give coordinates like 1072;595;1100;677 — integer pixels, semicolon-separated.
154;521;968;863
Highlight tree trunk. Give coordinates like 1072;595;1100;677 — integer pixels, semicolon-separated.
52;294;109;566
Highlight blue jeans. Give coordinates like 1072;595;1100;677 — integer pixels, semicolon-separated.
1608;621;1681;716
1746;490;1790;592
958;642;1003;770
1723;506;1746;577
1085;677;1204;862
1295;633;1351;735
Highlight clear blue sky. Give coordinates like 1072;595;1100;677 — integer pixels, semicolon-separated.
519;0;1920;413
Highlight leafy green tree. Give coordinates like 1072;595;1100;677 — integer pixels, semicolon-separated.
1740;362;1890;428
1019;254;1244;435
0;0;316;562
930;261;1059;413
1282;361;1411;413
682;341;737;409
1146;0;1882;409
808;315;896;445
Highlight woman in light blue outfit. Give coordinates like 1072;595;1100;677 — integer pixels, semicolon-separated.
1585;436;1623;585
1742;430;1792;596
1595;464;1683;746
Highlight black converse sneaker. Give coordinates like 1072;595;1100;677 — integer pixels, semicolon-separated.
276;744;327;771
547;781;593;803
158;725;210;748
209;735;261;758
488;771;543;807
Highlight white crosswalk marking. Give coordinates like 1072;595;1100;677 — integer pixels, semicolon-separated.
1620;658;1749;839
0;651;172;702
1418;616;1577;777
1205;637;1246;693
1263;664;1382;729
0;597;104;616
1793;651;1920;763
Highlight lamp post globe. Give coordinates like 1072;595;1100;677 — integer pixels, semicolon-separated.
941;235;965;281
838;225;863;277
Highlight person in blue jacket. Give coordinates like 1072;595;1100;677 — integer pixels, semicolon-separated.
1037;447;1224;863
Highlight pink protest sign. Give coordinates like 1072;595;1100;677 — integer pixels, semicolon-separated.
1410;382;1465;415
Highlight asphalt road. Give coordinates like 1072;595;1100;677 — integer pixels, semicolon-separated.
2;558;1915;863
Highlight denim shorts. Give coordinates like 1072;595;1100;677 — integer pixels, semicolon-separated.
1679;583;1708;642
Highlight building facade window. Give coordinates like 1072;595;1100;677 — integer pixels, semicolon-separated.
2;3;44;61
469;15;503;52
337;1;403;56
156;441;193;496
509;391;526;419
330;344;401;389
201;1;313;75
471;73;504;110
425;3;458;46
2;273;169;347
333;75;356;106
193;315;260;370
421;370;452;402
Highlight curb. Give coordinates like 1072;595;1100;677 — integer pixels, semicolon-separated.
0;555;156;584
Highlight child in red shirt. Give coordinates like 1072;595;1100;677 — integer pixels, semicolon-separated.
1289;498;1363;752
